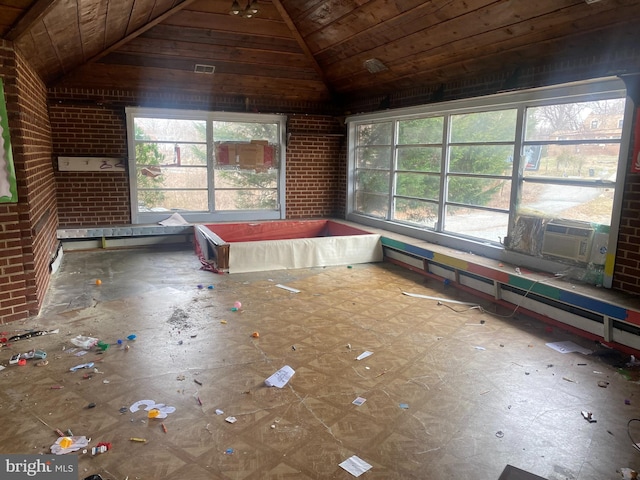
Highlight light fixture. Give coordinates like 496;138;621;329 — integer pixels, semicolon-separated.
230;0;259;18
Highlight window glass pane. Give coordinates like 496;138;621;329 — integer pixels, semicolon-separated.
396;172;440;200
356;146;392;169
356;122;392;145
522;143;619;181
357;170;389;194
520;182;613;225
137;189;208;212
214;169;278;189
394;198;438;228
450;110;517;143
137;166;208;188
135;118;206;143
397;147;441;172
213;122;278;143
448;177;511;209
444;205;508;243
398;117;443;144
449;145;513;175
355;191;388;218
215;189;278;210
525;99;625;141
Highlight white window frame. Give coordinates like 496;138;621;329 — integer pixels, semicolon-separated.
126;107;287;224
346;77;633;285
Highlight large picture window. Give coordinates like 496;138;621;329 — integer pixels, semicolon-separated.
347;78;629;281
126;108;286;224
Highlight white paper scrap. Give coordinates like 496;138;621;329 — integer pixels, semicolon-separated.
159;212;189;226
215;409;224;415
356;351;373;361
276;284;300;293
339;455;373;477
225;416;237;424
403;291;478;306
545;341;593;355
352;396;366;406
265;365;295;388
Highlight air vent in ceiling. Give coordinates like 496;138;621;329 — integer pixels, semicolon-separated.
364;58;388;74
194;64;215;74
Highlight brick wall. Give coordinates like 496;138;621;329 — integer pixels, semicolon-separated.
613;103;640;294
48;90;348;226
49;101;129;226
0;41;57;322
286;115;346;219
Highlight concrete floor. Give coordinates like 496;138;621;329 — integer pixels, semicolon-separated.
1;245;640;480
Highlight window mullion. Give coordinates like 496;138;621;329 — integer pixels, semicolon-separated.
438;114;451;232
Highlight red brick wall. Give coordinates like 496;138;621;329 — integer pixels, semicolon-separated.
0;41;57;322
49;101;129;226
48;90;348;226
285;115;346;218
613;105;640;294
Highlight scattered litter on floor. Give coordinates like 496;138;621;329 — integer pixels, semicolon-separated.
352;396;366;406
276;284;300;293
215;409;224;415
71;336;98;349
251;332;260;338
91;442;111;455
129;399;176;418
619;468;639;479
75;350;88;356
581;411;596;423
626;399;631;405
545;341;593;355
265;365;295;388
129;437;147;443
496;430;504;438
598;380;610;388
339;455;373;477
224;448;234;455
225;416;237;424
356;351;373;361
70;362;94;372
562;377;576;383
51;435;89;455
402;291;478;306
161;423;167;433
399;403;409;409
194;379;203;386
474;346;486;351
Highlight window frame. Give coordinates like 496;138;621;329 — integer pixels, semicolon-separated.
126;107;287;224
346;77;631;284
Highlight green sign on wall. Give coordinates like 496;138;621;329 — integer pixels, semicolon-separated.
0;77;17;203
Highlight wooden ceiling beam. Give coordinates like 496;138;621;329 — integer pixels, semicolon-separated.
5;0;58;41
270;0;336;99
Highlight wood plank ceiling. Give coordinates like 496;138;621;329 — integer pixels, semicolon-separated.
1;0;639;104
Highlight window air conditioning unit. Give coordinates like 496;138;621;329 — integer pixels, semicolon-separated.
541;222;594;263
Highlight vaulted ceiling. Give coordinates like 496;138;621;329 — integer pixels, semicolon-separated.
1;0;639;104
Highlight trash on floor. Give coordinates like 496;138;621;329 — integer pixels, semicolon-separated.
225;416;237;424
275;284;300;293
339;455;373;477
399;403;409;409
545;341;593;355
70;362;94;372
264;365;295;388
352;396;366;406
51;436;90;455
91;442;111;455
71;336;98;349
355;351;373;361
129;399;176;418
619;468;638;479
581;410;597;423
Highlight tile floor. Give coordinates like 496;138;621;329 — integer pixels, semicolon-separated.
1;245;640;480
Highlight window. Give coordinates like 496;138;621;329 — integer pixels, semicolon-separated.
347;78;628;259
126;108;286;223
